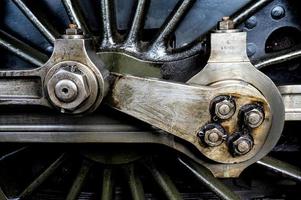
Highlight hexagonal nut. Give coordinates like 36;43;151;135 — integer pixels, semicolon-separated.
47;68;90;111
232;136;254;156
244;108;264;128
215;100;235;120
218;18;235;30
66;27;83;35
204;128;225;147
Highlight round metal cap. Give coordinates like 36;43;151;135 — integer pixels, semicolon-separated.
55;79;78;103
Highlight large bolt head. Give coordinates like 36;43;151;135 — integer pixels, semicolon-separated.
245;108;264;128
47;67;90;111
215;100;235;120
45;60;103;114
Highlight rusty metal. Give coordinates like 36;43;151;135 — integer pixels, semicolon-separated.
187;27;284;176
62;0;91;35
0;0;299;198
0;19;285;177
109;72;272;165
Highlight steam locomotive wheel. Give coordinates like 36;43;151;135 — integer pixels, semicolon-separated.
0;0;300;199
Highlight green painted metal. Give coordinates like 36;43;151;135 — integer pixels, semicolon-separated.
178;157;241;200
18;153;68;199
257;156;301;181
101;168;114;200
66;160;92;200
123;164;145;200
144;159;183;200
98;52;162;78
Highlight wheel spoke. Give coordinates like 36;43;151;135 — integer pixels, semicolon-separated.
123;164;145;200
0;188;8;200
149;0;194;51
12;0;58;44
257;156;301;182
144;159;182;200
231;0;273;26
101;168;114;200
62;0;90;35
169;0;272;61
254;49;301;69
66;160;92;200
18;153;68;199
0;30;49;67
100;0;116;46
0;146;28;162
125;0;149;47
178;157;240;200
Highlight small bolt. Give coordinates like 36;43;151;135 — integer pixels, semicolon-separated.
245;108;264;128
218;16;235;30
222;16;230;21
66;23;83;35
208;131;220;143
198;124;226;147
46;46;54;53
247;43;257;57
237;140;251;154
234;137;253;155
69;23;78;29
214;98;236;120
218;104;231;115
245;16;257;29
204;128;224;147
271;6;285;20
229;135;253;156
